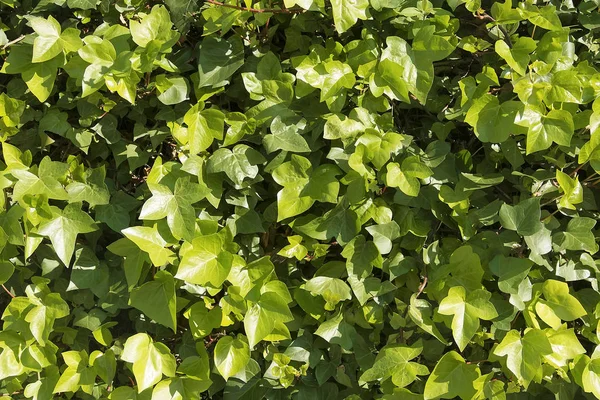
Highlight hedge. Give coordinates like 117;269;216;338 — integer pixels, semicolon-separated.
1;0;600;399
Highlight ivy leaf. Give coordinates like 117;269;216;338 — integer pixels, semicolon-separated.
121;333;177;392
554;217;598;253
556;171;583;210
185;302;222;339
304;276;352;309
175;233;233;288
366;221;401;254
495;37;536;76
121;225;175;266
438;286;498;351
535;279;586;329
184;103;225;154
197;36;244;88
155;75;189;105
129;271;177;332
543;328;585;368
360;341;429;387
244;291;294;348
206;144;266;186
464;95;524;143
277;235;308;260
489;255;533;294
273;155;340;221
518;108;574;154
263;116;310;154
214;335;250;381
424;351;481;400
386;156;432;197
139;177;207;241
65;166;110;207
499;197;542;236
29;16;81;63
35;203;98;267
493;329;552;388
330;0;369;33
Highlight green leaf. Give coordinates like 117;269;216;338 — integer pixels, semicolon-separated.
495;37;536;76
518;108;574;154
129;5;178;48
197;36;244;88
304;276;352;309
424;351;481;400
184;103;225;154
121;333;177;392
156;75;189;105
214;335;250;380
35;203;98;267
330;0;369;33
493;329;552;388
129;270;177;332
121;225;175;266
556;170;583;210
140;177;207;241
206;144;265;186
489;255;533;294
499;197;542;236
464;95;524;143
273;155;340;221
175;233;233;288
438;286;498;351
535;279;586;328
263;117;310;154
386;156;432;197
554;217;598;253
244;291;294;348
29;16;63;63
360;341;429;387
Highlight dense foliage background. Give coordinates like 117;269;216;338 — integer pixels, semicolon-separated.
2;0;600;398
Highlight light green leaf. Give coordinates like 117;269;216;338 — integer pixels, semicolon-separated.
175;233;233;288
424;351;481;400
139;177;207;241
156;75;189;105
556;170;583;210
214;335;250;380
464;95;524;143
184;103;225;154
438;286;498;351
493;329;552;388
330;0;369;34
121;225;175;266
244;292;294;348
361;341;429;387
554;217;598;253
121;333;177;392
206;144;265;186
35;203;98;267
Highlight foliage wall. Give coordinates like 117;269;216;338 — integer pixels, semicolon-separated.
2;0;600;398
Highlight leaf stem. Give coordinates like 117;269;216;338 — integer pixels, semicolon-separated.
1;35;25;50
205;0;304;14
476;12;512;49
2;284;14;298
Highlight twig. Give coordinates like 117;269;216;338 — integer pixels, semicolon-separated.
2;284;14;298
476;12;512;49
1;35;25;50
206;0;304;13
570;162;587;177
